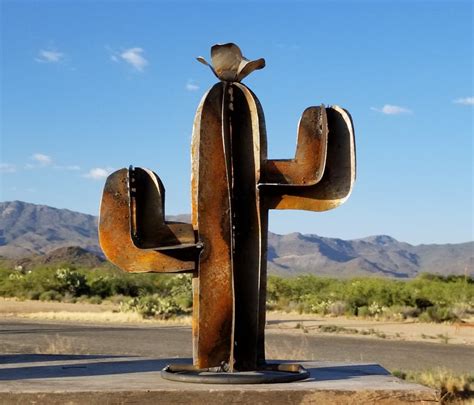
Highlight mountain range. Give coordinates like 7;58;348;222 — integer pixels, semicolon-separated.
0;201;472;278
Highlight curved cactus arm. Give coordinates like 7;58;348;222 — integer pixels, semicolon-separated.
262;106;356;212
129;166;196;250
261;106;328;186
98;168;197;273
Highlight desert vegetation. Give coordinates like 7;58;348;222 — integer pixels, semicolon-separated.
266;273;473;323
392;368;473;403
0;265;193;319
0;264;472;323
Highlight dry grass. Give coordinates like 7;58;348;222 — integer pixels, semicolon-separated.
2;299;473;345
20;310;192;325
266;311;474;345
266;334;315;361
34;335;80;355
393;368;473;404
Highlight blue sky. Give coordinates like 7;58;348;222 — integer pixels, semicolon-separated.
1;0;472;245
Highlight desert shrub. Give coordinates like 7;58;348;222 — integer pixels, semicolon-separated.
166;274;193;310
357;306;370;317
87;276;112;298
393;368;473;403
0;263;472;324
105;294;127;305
55;268;88;296
121;295;185;319
328;300;347;316
88;295;103;305
418;306;458;323
267;276;294;306
61;292;77;303
382;305;419;320
39;290;63;301
451;303;472;319
263;273;473;323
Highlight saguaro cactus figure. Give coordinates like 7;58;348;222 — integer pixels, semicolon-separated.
99;43;356;383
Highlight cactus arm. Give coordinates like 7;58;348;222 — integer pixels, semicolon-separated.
129;167;196;249
98;168;196;273
263;106;356;212
261;106;328;186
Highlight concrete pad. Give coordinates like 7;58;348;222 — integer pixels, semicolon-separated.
0;354;438;404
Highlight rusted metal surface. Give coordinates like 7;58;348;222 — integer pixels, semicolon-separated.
263;106;356;212
191;83;234;369
98;169;196;273
229;83;266;370
98;43;356;375
130;167;196;250
197;43;265;82
262;106;328;186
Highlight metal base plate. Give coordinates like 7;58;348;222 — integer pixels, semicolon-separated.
161;363;310;384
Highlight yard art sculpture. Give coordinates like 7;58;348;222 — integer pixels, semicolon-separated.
99;43;356;383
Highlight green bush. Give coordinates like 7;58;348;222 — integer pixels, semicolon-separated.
39;290;63;301
264;273;473;323
0;263;472;323
121;295;186;319
419;306;458;323
88;295;103;305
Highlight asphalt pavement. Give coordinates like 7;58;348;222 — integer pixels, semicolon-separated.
1;319;472;373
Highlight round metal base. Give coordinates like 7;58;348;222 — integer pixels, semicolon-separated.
161;363;310;384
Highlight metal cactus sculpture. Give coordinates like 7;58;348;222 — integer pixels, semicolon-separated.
99;43;355;382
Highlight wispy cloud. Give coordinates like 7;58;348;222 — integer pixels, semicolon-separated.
35;49;64;63
453;97;474;106
31;153;53;166
108;46;149;72
18;153;82;173
84;167;113;180
54;165;81;171
0;163;16;173
120;48;148;71
371;104;412;115
185;79;199;92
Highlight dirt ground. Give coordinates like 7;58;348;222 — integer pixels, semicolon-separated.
265;312;474;346
1;298;472;345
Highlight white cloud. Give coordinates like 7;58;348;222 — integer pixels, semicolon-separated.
32;153;52;166
371;104;412;115
185;79;200;92
24;154;81;172
120;48;148;71
453;97;474;106
0;163;16;173
84;167;113;180
54;165;81;171
35;49;64;63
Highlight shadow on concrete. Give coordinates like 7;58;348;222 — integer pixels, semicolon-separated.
0;354;127;365
1;355;390;383
0;356;189;381
266;361;390;382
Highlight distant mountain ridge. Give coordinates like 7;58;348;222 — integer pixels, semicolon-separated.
0;201;100;258
1;201;472;278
